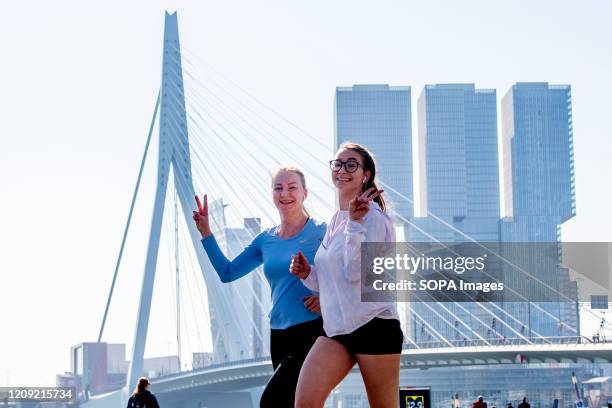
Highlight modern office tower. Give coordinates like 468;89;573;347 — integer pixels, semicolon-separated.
501;83;575;224
334;84;413;222
500;82;578;337
410;83;500;241
407;84;501;344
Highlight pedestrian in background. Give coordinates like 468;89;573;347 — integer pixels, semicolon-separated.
126;377;160;408
472;395;487;408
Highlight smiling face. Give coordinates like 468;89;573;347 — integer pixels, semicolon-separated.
272;170;307;216
331;148;371;196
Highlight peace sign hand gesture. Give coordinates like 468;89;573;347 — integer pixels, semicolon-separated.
348;187;383;222
192;194;212;238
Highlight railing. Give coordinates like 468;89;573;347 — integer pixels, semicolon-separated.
90;336;601;398
156;356;272;381
88;356;274;398
403;336;595;350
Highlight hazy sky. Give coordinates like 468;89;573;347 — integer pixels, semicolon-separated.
1;0;611;387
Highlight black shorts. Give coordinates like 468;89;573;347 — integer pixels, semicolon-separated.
330;317;403;355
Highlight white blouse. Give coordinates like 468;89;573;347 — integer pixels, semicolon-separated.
302;202;398;337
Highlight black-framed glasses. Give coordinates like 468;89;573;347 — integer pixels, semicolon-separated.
329;159;362;173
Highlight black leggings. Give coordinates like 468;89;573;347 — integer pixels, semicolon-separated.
260;317;324;408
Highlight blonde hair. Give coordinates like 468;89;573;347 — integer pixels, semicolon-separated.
271;167;310;216
271;166;307;189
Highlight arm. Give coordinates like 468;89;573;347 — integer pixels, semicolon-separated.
201;234;263;283
301;264;319;291
194;193;262;283
301;220;327;292
343;211;394;283
290;251;319;291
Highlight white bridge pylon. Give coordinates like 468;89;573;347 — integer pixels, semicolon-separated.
126;11;250;393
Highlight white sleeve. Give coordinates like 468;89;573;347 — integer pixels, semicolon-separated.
301;263;319;291
343;210;393;283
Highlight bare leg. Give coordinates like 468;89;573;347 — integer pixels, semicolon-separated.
295;337;356;408
355;354;401;408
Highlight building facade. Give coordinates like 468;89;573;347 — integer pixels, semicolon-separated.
335;84;413;222
408;84;501;343
500;82;578;337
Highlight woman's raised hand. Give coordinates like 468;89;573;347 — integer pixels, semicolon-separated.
348;187;383;222
193;194;212;238
290;251;311;279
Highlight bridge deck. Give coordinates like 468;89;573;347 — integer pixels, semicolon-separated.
146;342;612;394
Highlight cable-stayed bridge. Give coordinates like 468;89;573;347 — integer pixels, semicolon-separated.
80;11;612;408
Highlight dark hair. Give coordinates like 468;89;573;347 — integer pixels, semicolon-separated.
132;377;149;395
338;142;387;212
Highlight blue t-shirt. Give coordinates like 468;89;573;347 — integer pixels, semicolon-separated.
201;218;326;329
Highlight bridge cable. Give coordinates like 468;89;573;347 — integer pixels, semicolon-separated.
97;91;160;343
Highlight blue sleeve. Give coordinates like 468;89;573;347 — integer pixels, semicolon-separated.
200;233;263;283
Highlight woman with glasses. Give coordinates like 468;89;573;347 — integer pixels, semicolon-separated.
291;142;403;408
192;167;326;408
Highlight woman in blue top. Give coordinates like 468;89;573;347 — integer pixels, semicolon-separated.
192;167;326;408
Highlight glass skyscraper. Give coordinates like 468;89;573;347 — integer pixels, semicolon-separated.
334;84;413;221
500;82;575;233
407;84;501;344
410;83;500;242
500;82;578;337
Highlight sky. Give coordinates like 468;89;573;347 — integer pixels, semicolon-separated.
1;0;611;387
